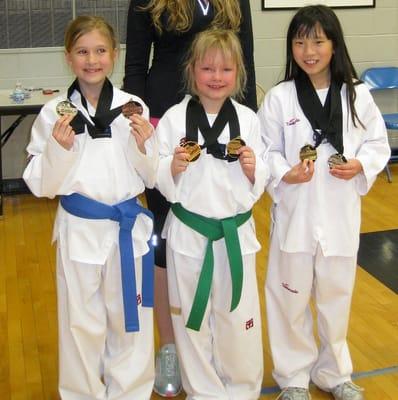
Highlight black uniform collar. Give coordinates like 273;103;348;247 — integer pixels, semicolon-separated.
186;96;240;161
67;78;123;139
295;71;344;154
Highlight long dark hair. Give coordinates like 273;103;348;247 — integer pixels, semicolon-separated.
285;5;363;128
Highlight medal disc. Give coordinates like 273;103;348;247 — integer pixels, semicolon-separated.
328;153;347;168
56;101;77;117
122;100;143;117
299;144;317;162
227;137;246;159
182;140;201;162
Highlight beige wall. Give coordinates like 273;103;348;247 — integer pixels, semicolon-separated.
252;0;398;92
1;0;397;178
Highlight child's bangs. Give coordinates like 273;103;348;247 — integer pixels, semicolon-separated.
196;37;234;64
294;22;323;39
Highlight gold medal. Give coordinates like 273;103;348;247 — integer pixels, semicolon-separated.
122;100;143;117
299;144;317;162
328;153;347;168
226;137;246;159
181;138;201;162
56;100;77;117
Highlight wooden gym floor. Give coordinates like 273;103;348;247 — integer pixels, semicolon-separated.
1;164;397;399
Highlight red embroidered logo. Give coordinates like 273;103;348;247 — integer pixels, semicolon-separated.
286;117;300;126
282;282;298;294
137;294;142;305
245;318;254;330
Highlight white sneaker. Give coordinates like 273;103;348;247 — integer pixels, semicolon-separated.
330;382;364;400
153;344;182;397
276;387;311;400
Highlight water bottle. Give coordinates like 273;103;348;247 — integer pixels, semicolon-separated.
12;82;25;104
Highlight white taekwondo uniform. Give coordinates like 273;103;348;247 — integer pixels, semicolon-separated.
23;86;158;400
155;95;270;400
257;80;390;390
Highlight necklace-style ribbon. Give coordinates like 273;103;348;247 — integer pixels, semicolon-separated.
186;97;240;162
295;72;344;154
67;78;125;139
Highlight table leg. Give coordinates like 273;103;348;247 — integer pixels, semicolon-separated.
0;116;3;217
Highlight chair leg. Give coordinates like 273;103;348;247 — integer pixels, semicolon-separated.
385;164;392;183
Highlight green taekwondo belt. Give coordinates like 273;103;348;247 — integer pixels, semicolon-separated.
171;203;252;331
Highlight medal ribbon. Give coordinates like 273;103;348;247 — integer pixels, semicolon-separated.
66;78;133;139
171;202;251;331
186;97;240;162
295;72;344;154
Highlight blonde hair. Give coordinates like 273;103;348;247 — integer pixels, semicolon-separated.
145;0;241;33
184;29;247;100
64;15;118;52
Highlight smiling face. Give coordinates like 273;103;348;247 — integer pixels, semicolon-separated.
193;47;237;113
292;24;334;89
65;29;117;93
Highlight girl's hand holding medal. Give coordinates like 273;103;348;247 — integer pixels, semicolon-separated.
329;158;363;180
129;114;154;153
236;145;256;184
171;146;189;177
282;159;315;184
52;114;76;150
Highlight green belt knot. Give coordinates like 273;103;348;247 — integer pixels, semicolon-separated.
171;203;252;331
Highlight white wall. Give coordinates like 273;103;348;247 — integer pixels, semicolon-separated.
1;0;397;178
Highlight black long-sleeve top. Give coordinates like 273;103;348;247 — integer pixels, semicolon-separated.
123;0;257;118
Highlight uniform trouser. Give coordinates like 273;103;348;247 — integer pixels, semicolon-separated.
265;231;357;390
166;242;263;400
56;239;154;400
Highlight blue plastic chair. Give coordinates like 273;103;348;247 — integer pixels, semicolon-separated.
361;67;398;182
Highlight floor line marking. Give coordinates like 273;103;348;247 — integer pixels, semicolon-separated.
260;365;398;395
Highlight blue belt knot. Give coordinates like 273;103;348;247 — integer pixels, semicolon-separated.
117;214;137;231
60;193;154;332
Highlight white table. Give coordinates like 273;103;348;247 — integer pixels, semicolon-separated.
0;88;65;216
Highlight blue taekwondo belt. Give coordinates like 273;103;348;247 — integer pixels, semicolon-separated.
60;193;154;332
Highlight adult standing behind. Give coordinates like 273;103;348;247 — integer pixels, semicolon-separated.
123;0;257;397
